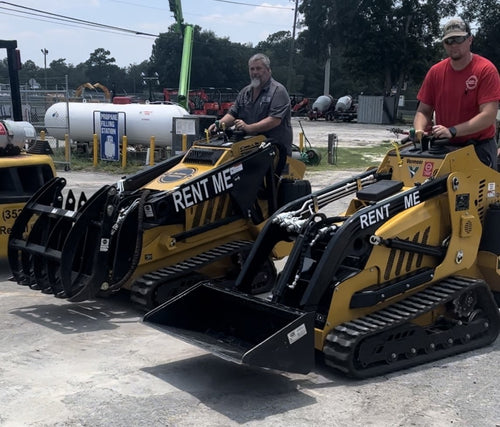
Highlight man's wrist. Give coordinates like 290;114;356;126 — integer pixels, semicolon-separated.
448;126;457;138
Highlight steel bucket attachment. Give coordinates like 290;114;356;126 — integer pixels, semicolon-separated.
144;281;315;374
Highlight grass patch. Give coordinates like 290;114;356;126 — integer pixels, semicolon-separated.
51;148;148;174
51;142;396;174
303;142;394;171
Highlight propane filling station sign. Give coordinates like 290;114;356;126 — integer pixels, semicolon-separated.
100;112;119;161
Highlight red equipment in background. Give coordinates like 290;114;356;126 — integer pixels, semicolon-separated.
163;87;237;117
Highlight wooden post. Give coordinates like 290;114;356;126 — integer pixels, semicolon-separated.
149;136;155;165
122;135;128;169
64;134;70;163
182;134;187;151
93;134;98;167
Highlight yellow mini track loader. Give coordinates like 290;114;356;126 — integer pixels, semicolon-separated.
144;135;500;378
8;130;310;309
0;121;56;264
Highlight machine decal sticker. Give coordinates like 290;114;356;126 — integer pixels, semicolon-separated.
360;203;390;229
423;161;434;177
487;182;496;198
159;167;197;183
404;191;420;209
100;238;110;252
287;323;307;344
172;167;234;212
408;165;419;178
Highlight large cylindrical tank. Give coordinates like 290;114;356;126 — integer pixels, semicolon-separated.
311;95;333;113
335;95;353;112
0;120;36;148
44;102;189;147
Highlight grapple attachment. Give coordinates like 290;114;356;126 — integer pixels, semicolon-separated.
144;281;315;374
8;176;118;300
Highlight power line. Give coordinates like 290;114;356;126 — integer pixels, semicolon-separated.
0;1;158;37
106;0;294;11
0;8;155;40
210;0;294;10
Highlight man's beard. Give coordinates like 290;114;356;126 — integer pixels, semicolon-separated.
250;77;261;88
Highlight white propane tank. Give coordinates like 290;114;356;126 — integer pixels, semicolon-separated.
312;95;334;113
335;95;353;112
44;102;189;147
0;120;36;148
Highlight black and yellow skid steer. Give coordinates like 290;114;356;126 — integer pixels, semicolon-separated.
144;135;500;378
8;130;310;309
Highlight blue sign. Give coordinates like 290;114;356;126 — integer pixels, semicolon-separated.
100;112;119;161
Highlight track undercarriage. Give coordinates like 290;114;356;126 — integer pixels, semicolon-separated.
324;276;499;378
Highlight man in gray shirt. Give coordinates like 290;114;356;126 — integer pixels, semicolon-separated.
210;53;293;156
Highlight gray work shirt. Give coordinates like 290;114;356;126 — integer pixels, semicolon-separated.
228;77;292;155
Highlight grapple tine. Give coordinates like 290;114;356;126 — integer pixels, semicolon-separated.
77;191;88;210
64;189;76;211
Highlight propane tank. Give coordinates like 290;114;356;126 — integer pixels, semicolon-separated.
335;95;353;112
44;102;189;147
311;95;334;113
0;120;36;148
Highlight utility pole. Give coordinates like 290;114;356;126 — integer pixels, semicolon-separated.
41;48;48;89
286;0;299;91
324;44;331;95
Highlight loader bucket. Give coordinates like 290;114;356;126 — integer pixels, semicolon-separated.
143;281;316;374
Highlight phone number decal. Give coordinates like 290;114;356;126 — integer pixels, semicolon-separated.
2;208;23;222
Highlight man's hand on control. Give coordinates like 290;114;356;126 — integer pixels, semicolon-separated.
432;125;455;139
234;119;248;132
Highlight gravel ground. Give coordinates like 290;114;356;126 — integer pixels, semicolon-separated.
1;121;499;427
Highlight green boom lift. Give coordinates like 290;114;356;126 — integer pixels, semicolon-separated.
168;0;193;111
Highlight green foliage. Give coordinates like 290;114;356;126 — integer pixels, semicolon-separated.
461;0;500;68
298;0;456;96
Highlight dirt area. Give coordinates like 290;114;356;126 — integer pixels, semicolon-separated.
1;121;499;427
291;117;401;148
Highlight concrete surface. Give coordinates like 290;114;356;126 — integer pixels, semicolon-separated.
1;122;499;427
1;280;499;427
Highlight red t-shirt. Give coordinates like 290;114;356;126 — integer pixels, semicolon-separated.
417;54;500;144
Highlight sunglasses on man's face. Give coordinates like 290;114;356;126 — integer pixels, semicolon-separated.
444;35;468;45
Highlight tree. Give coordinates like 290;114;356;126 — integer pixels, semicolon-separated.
460;0;500;68
298;0;458;97
18;59;40;88
124;60;151;96
84;48;125;90
255;31;293;89
150;25;253;93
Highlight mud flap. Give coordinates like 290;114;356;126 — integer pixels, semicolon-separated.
143;281;316;374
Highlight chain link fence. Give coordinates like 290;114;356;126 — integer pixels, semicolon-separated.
0;88;67;130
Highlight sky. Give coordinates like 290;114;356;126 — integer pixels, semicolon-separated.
1;0;298;68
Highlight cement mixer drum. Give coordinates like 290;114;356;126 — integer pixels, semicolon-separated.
335;95;353;112
311;95;334;113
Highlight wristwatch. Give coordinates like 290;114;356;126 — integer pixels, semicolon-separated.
448;126;457;138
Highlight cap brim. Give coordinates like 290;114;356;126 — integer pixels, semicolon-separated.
442;31;468;41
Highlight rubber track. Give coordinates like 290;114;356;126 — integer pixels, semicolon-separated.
130;240;253;309
323;276;500;378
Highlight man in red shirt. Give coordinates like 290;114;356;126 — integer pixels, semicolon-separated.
414;17;500;168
